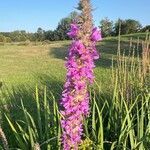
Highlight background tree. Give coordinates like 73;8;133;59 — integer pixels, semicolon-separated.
114;19;127;35
69;11;79;21
56;17;71;40
35;27;45;41
44;30;54;41
141;25;150;32
10;31;21;42
0;34;6;43
5;37;12;43
99;17;113;37
56;11;79;40
125;19;142;33
114;19;142;35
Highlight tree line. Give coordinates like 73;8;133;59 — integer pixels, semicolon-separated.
100;18;149;37
0;12;149;43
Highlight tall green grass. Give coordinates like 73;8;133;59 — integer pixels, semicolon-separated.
0;34;149;149
1;86;62;150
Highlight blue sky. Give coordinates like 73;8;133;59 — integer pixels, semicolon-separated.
0;0;150;32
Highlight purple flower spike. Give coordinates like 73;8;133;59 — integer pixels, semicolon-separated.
60;21;101;149
91;27;102;42
67;23;79;38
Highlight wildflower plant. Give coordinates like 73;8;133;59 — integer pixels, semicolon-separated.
60;0;102;149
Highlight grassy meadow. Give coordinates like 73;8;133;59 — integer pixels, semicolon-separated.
0;36;117;98
0;34;140;92
0;33;150;149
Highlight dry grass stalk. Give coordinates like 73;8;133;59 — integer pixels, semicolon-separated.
34;142;41;150
113;33;150;103
141;33;150;82
0;126;9;150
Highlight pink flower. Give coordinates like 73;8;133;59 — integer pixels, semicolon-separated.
91;27;102;42
67;23;79;38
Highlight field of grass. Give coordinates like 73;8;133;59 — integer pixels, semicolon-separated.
0;33;149;149
0;34;143;92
